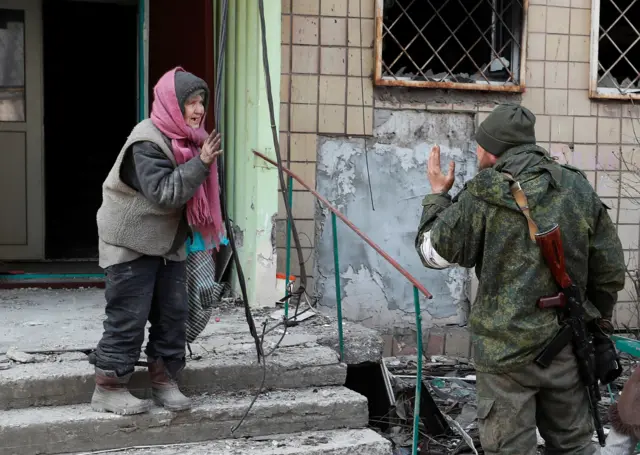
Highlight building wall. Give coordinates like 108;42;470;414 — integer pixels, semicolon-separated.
279;0;640;356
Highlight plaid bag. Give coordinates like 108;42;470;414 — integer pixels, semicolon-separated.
185;250;226;343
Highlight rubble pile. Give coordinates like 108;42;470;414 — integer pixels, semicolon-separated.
376;352;640;455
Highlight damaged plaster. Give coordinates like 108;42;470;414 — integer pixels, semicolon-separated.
314;110;478;334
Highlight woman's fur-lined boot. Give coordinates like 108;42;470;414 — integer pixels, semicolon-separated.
91;367;151;415
148;357;192;411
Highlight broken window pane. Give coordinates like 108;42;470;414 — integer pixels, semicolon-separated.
377;0;525;89
0;9;26;122
596;0;640;95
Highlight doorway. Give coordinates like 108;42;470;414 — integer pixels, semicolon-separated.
42;0;138;259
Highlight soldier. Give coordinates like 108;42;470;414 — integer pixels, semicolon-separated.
414;103;626;454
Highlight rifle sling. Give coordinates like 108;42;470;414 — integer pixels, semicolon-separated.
502;172;539;242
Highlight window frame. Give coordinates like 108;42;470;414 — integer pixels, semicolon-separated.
589;0;640;101
373;0;529;92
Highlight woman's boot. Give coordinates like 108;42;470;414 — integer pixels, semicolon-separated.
148;357;192;411
91;367;151;415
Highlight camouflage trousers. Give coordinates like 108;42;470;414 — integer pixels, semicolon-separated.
476;344;598;455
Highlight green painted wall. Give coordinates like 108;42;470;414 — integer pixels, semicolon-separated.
215;0;281;307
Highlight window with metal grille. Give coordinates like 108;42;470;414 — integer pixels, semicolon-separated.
589;0;640;100
374;0;527;92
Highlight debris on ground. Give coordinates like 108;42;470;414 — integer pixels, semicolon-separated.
5;346;36;364
377;352;640;454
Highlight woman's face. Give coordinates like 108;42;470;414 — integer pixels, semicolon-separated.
184;93;205;129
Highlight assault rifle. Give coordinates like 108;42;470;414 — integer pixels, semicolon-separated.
534;224;622;447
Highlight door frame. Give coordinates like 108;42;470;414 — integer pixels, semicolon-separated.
0;0;44;260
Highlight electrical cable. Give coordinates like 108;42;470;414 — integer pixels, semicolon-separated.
228;0;315;433
214;0;262;362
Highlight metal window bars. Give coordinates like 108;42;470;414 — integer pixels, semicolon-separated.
590;0;640;100
374;0;528;92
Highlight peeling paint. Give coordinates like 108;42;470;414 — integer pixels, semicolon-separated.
314;110;478;334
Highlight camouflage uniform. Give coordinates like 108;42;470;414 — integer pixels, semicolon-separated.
415;107;625;454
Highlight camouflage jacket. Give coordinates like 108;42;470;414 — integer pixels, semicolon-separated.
415;144;625;373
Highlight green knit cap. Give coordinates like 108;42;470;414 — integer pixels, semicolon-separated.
475;103;537;157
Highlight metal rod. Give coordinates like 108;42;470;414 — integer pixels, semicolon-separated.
332;212;345;362
412;285;423;455
253;151;433;299
285;175;293;318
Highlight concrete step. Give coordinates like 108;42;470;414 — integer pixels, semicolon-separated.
0;386;368;455
0;345;346;410
60;429;393;455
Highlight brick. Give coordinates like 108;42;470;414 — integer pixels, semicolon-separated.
598;117;621;143
282;44;291;74
573;117;597;143
618;224;639;250
319;105;346;134
527;33;546;60
347;18;375;48
292;0;319;15
547;7;570;33
568;62;590;89
546;34;569;61
290;104;318;132
527;61;545;87
319;76;347;105
569;35;590;62
573;144;597;170
568;89;591;116
545;89;568;115
321;47;347;75
282;15;291;44
535;114;551;141
281;103;290;132
346;106;373;135
570;8;591;35
622;119;640;145
595;172;619;198
528;5;547;33
597;145;621;170
348;48;374;77
292;45;319;74
292;16;319;45
291;75;319;104
522;88;545;114
322;0;348;16
347;77;374;106
290;133;318;162
321;18;347;46
545;62;569;89
550;116;574;142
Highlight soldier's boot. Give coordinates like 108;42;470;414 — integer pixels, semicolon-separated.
91;367;151;415
148;357;191;411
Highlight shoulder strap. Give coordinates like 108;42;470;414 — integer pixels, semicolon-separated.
502;172;539;242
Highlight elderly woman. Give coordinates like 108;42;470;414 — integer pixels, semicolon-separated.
603;366;640;455
92;67;225;415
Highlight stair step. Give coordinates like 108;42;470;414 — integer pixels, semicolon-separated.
0;345;346;410
0;387;368;455
60;429;392;455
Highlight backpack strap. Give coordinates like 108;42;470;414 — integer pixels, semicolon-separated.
502;172;539;242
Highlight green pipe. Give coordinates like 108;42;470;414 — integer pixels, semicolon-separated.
137;0;145;121
284;175;293;318
331;212;345;362
412;286;423;455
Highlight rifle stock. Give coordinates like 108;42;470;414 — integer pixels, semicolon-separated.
535;224;572;289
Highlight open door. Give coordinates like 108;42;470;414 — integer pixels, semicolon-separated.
148;0;215;131
0;0;43;260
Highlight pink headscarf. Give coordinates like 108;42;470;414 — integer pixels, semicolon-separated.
150;67;225;251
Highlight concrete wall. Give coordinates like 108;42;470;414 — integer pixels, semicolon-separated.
278;0;640;352
314;111;477;331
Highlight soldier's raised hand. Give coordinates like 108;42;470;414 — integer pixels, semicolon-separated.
427;145;455;194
